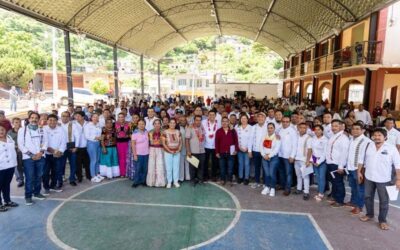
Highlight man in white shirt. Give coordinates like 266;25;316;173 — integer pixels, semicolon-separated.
355;104;372;126
294;123;312;200
18;112;48;205
202;110;220;181
251;112;267;188
278;116;298;195
265;108;277;126
383;118;400;152
359;128;400;230
346;122;371;215
274;110;283;133
145;108;158;131
325;119;350;207
60;111;81;186
43;114;66;194
99;109;113;128
74;111;91;182
322;112;333;139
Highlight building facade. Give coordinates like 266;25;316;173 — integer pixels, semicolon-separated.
282;2;400;112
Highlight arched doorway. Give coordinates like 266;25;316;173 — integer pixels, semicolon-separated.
340;79;363;105
318;82;332;104
305;83;313;101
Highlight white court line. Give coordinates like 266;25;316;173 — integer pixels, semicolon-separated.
307;215;334;250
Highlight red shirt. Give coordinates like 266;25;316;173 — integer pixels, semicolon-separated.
215;127;239;155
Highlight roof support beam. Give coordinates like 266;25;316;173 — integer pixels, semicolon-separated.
311;0;355;22
254;0;277;42
210;0;222;36
144;0;188;42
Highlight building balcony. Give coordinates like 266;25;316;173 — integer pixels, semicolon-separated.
283;41;382;80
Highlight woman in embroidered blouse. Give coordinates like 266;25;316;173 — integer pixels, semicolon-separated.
162;118;182;188
84;113;104;183
0;124;19;212
99;118;119;179
126;113;140;180
306;125;328;202
115;113;131;177
131;119;149;188
260;123;281;197
146;119;166;187
235;113;253;185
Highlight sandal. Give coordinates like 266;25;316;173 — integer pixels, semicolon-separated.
5;201;19;207
359;215;372;222
0;205;8;212
379;223;389;230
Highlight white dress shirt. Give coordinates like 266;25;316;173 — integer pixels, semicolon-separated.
384;127;400;148
295;133;312;162
309;136;328;165
84;122;102;142
323;123;333;139
260;134;281;158
325;131;349;169
74;121;88;148
278;126;298;159
18;126;48;160
145;117;157;132
252;123;267;152
236;124;253;153
61;121;81;145
44;125;67;155
355;110;372;125
202;119;220;149
274;122;282;134
266;117;277;127
361;142;400;183
0;136;17;170
346;134;371;171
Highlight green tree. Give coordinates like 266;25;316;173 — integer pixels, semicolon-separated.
90;79;109;94
0;57;34;88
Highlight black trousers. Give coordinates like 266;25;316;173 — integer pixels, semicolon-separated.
76;148;90;181
189;153;205;183
204;148;219;180
0;167;15;204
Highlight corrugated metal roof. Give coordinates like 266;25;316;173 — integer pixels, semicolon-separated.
0;0;393;59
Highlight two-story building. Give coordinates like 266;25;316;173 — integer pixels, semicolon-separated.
282;2;400;112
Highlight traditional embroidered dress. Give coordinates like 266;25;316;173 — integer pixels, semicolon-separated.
126;121;139;180
146;129;166;187
99;127;120;178
115;122;131;177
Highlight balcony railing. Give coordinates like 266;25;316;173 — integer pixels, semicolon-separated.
283;41;382;79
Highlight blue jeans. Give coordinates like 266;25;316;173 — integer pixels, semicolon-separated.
262;156;279;188
237;151;250;180
327;164;345;204
87;141;100;178
219;153;234;182
43;155;63;189
61;149;77;182
252;151;263;184
364;179;390;223
313;161;327;195
279;157;293;192
164;152;180;184
10;99;17;112
23;157;45;198
133;155;149;185
348;170;365;209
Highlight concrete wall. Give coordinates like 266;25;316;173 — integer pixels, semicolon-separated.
214;83;278;100
382;2;400;66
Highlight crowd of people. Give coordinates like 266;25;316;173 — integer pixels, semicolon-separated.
0;95;399;231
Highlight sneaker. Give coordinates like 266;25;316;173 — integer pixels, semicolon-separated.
261;187;270;195
166;183;172;189
174;182;180;188
97;175;105;180
251;183;258;189
5;201;19;207
294;190;302;195
303;193;310;200
17;181;24;188
0;205;7;212
43;189;50;196
269;188;276;197
33;194;46;200
25;198;34;206
50;187;63;193
91;177;101;183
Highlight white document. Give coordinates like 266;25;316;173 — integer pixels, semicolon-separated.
186;156;199;168
330;170;338;179
230;145;236;155
301;165;314;178
386;185;399;201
